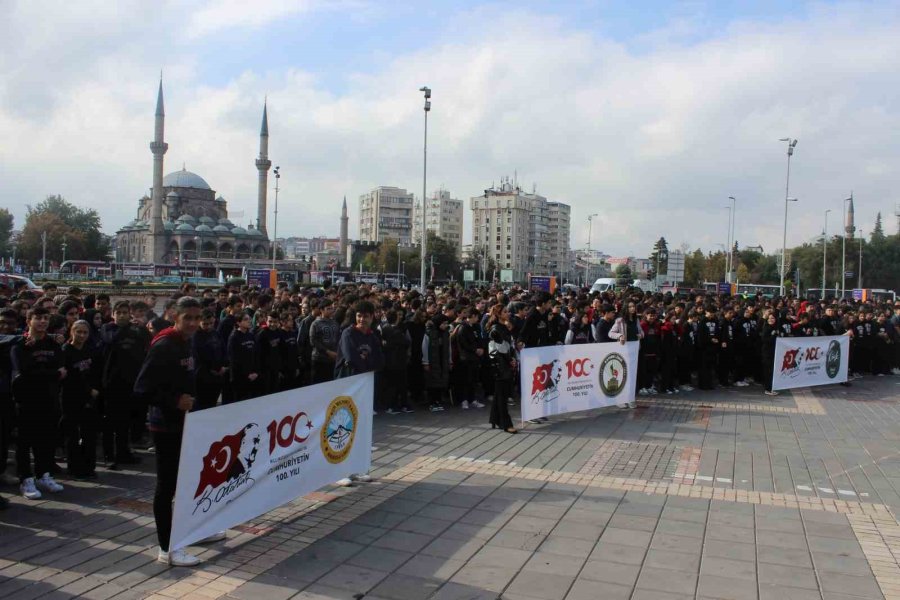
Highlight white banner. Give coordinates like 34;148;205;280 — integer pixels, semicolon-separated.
518;342;639;421
170;373;374;551
772;335;849;391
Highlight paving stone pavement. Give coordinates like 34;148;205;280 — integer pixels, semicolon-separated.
2;376;900;599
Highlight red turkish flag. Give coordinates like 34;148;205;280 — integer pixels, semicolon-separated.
194;429;244;498
531;362;555;396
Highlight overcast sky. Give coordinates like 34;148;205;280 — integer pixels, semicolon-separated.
1;0;898;257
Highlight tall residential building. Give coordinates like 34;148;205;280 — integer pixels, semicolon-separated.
358;186;415;245
470;177;570;281
413;189;465;256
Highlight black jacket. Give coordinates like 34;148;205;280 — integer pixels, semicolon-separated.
193;328;226;385
134;330;196;433
227;330;259;382
11;336;64;409
101;322;149;388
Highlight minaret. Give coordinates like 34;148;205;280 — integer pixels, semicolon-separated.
255;101;271;236
845;193;856;239
339;196;349;264
149;78;169;263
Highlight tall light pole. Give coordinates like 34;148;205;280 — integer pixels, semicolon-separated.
61;234;68;267
271;166;280;271
586;213;598;286
841;194;852;299
727;196;736;282
822;209;831;294
418;86;431;292
41;230;47;274
778;137;798;296
858;229;864;289
723;204;732;282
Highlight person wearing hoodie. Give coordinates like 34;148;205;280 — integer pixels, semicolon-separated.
11;306;66;500
638;309;662;395
422;314;451;412
255;312;284;395
760;312;781;396
380;309;414;414
310;299;340;384
193;308;227;410
61;320;102;479
227;311;260;402
134;296;223;567
697;306;721;391
488;311;517;434
100;300;149;469
658;311;680;394
565;311;593;345
452;308;485;410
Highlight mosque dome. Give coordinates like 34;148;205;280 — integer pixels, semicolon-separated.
248;228;265;237
195;224;213;234
217;218;234;227
176;213;197;224
175;223;195;232
198;216;215;225
166;190;179;199
213;225;231;233
163;168;211;190
164;221;176;231
231;226;248;236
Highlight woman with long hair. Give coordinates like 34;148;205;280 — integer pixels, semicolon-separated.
488;308;517;433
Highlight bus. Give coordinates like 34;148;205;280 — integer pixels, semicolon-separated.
703;282;781;298
59;260;112;279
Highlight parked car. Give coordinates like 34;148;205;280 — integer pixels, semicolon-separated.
0;274;40;296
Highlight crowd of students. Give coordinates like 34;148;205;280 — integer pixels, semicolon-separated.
1;279;899;516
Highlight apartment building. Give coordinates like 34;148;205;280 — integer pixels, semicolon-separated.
358;186;415;245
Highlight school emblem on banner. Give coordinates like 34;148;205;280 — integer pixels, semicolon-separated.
825;340;841;379
599;353;628;397
321;396;358;464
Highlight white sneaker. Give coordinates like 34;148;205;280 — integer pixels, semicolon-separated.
335;478;353;487
20;477;41;500
198;530;227;543
616;404;629;410
158;547;201;567
461;401;470;410
680;385;694;392
628;401;637;409
764;390;779;396
36;473;63;493
351;474;372;483
735;381;749;387
891;368;900;376
638;388;648;396
472;400;485;408
648;387;658;395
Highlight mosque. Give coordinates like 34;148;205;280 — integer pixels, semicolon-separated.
116;80;272;265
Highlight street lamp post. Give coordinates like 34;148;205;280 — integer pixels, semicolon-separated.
727;196;736;282
842;194;852;299
61;234;68;269
586;213;598;286
418;86;431;292
41;230;47;274
271;166;280;271
858;229;864;289
723;204;732;282
778;138;798;297
822;209;831;294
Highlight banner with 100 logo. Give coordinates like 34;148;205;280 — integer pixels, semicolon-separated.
170;373;374;551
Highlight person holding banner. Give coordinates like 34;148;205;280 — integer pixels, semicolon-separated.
335;301;384;486
487;309;517;434
135;297;225;567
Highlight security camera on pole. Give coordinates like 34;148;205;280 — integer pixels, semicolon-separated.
778;137;798;297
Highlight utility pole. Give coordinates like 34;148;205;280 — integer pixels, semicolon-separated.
61;234;68;267
418;86;431;292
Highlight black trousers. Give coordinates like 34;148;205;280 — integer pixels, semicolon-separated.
0;394;13;476
762;352;775;392
382;368;410;411
62;397;98;475
717;349;734;385
103;384;134;462
153;430;182;552
311;361;334;385
490;379;513;430
639;354;659;390
196;381;222;411
698;349;717;390
230;377;258;403
17;406;58;480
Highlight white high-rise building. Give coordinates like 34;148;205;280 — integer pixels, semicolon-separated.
470;177;570;282
358;186;415;245
413;189;464;256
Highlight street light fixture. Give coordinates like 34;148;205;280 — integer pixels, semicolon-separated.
727;196;736;282
778;137;798;296
418;86;431;292
272;166;280;271
857;229;864;289
723;204;732;282
822;209;831;294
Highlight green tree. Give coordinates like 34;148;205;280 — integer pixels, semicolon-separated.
614;263;633;286
872;212;886;242
406;232;459;282
20;195;109;266
703;251;727;283
683;249;705;286
648;237;669;282
0;208;13;257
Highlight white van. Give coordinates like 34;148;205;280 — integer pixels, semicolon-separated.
590;278;617;293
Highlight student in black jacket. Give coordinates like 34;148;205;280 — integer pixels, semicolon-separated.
227;311;260;402
100;301;149;469
193;308;227;410
516;292;552;350
280;312;300;391
255;313;283;395
62;320;101;478
12;306;66;499
134;297;220;567
760;312;781;396
697;306;720;390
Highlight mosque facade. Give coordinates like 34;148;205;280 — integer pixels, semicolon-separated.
116;80;271;265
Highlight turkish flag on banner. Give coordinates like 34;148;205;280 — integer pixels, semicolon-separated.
194;429;244;498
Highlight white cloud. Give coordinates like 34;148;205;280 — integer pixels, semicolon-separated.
0;2;898;261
